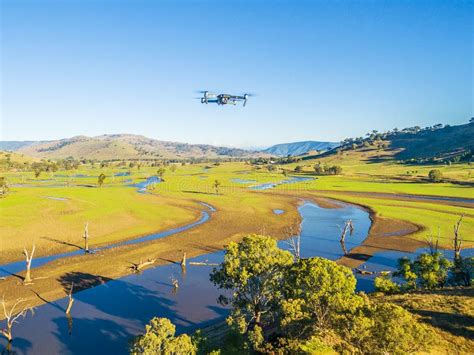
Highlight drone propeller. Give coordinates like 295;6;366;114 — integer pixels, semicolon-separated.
243;93;256;107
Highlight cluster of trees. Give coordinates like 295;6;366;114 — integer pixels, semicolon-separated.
375;251;473;294
132;235;433;354
313;163;342;175
375;217;472;293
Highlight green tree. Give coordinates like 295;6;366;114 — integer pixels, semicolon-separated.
213;180;221;195
294;165;303;173
34;168;42;179
210;235;293;350
97;173;106;187
169;165;177;173
428;169;443;182
156;168;166;180
280;257;360;338
344;301;432;354
451;256;474;286
130;317;196;355
0;177;9;198
395;252;452;290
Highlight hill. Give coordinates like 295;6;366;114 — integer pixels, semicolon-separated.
0;141;45;151
262;141;338;156
2;134;266;160
336;121;474;162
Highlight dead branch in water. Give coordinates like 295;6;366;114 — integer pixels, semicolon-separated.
130;258;157;272
339;219;354;256
188;262;219;266
1;296;34;343
354;268;391;276
65;283;74;314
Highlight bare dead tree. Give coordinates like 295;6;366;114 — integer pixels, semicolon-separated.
181;252;187;267
130;258;156;273
1;297;34;343
171;276;179;289
65;283;74;314
339;219;354;256
426;227;440;255
83;222;89;253
23;245;36;284
284;221;302;262
453;215;463;261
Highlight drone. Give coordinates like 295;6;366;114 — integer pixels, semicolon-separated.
196;91;254;107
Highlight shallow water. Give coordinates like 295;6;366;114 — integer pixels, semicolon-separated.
355;247;474;291
231;178;257;184
0;201;372;354
273;209;285;215
0;203;213;278
250;176;314;190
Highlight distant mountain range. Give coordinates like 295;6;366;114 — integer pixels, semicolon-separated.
261;141;339;156
0;135;268;160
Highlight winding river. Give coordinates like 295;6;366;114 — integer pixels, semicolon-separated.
1;176;469;354
0;200;373;354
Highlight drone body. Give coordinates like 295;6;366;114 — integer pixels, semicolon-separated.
197;91;253;106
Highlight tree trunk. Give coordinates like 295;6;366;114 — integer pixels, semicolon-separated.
84;222;89;253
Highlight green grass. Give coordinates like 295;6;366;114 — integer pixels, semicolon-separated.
1;157;472;260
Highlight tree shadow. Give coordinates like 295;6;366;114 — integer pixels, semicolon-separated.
58;272;111;293
51;316;134;354
412;309;474;339
30;290;64;313
182;190;215;195
0;337;32;355
41;237;82;251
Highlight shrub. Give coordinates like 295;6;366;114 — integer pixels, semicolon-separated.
344;301;432;354
374;275;400;294
130;317;196;354
428;169;443;182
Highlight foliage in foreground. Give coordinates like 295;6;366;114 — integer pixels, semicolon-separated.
130;317;196;355
131;235;434;354
208;235;432;354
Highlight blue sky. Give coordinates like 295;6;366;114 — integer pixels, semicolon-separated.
1;0;472;147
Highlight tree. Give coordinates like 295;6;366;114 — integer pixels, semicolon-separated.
34;168;42;179
395;252;452;290
428;169;442;182
156;168;166;180
314;163;324;175
344;300;432;354
213;180;221;195
83;222;89;253
210;235;293;348
130;317;196;354
0;177;9;198
23;245;36;284
1;297;34;343
294;165;303;173
169;165;177;173
280;257;359;338
97;173;106;187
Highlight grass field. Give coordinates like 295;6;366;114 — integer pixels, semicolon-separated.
1;156;473;265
